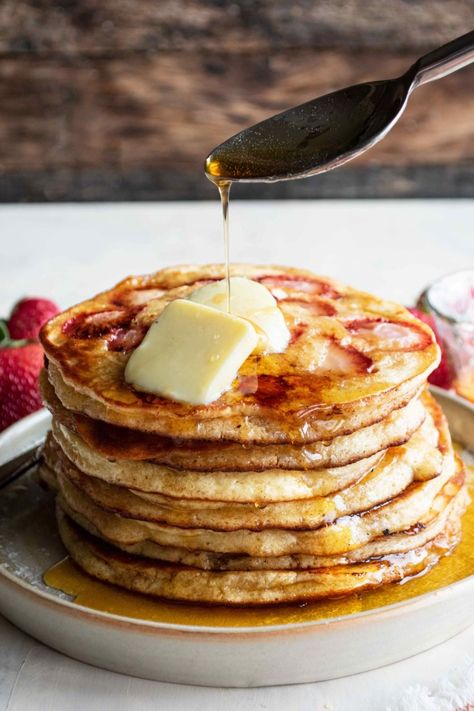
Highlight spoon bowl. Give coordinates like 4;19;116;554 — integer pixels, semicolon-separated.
206;79;410;182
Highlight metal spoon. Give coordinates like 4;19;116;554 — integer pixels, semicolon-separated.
205;31;474;183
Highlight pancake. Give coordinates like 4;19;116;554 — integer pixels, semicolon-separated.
48;392;440;507
48;475;468;571
42;370;427;473
56;502;464;605
44;410;444;530
40;264;440;443
52;445;459;558
51;421;383;502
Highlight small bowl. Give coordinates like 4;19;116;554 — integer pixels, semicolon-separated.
422;269;474;402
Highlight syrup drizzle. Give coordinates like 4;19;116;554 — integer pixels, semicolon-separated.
210;177;232;312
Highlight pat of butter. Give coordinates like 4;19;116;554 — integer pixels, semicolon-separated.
189;277;290;353
124;299;257;405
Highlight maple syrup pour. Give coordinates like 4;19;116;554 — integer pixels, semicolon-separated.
219;180;232;312
207;175;232;312
43;462;474;628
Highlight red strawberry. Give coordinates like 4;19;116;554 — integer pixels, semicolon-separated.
408;307;453;389
0;341;44;431
8;297;59;340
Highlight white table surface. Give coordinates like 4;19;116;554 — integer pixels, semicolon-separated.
1;199;474;711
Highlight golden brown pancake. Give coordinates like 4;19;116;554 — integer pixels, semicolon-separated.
51;445;459;558
50;478;466;572
42;371;426;473
50;475;468;572
44;408;444;530
50;422;383;502
40;264;439;443
56;499;465;605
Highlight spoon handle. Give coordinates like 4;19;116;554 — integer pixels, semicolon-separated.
411;30;474;87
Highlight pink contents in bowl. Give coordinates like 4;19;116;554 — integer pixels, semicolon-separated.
421;270;474;403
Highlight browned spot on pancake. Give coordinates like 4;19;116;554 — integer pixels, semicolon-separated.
252;375;289;408
289;323;307;345
404;522;427;535
62;308;140;340
62;308;146;353
74;415;183;457
125;388;167;406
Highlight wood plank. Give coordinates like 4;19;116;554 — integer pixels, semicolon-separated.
0;1;472;55
0;50;472;173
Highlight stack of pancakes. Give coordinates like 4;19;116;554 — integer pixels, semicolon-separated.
39;265;469;605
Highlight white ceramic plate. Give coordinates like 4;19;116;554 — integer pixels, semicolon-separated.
0;389;473;688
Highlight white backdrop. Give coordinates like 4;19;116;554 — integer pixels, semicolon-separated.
1;199;474;711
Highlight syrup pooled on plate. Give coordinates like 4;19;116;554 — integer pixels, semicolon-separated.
43;461;474;628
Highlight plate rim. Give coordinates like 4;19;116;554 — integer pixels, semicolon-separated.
0;392;473;636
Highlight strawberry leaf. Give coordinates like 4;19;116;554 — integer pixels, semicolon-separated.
0;320;10;345
0;320;31;349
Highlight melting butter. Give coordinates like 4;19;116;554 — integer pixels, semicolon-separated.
189;277;290;354
124;299;257;405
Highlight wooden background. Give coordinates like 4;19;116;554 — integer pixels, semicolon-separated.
0;1;473;202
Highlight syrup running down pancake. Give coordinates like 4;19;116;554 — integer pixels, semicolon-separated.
39;265;469;606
